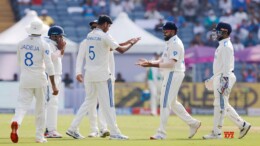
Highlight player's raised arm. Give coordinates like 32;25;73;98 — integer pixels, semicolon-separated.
115;37;141;54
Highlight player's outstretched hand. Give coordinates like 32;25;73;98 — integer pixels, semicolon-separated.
129;37;141;45
76;74;84;83
136;58;150;67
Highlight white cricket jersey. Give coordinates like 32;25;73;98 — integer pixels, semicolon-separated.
45;38;63;75
213;37;234;77
17;35;55;88
161;35;185;75
76;28;119;82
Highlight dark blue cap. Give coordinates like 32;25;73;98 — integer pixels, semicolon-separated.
48;26;65;36
162;22;178;31
89;20;98;26
216;22;232;35
98;15;113;25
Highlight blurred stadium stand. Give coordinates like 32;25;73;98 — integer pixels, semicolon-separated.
3;0;260;82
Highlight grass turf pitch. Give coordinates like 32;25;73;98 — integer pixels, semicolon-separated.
0;114;259;146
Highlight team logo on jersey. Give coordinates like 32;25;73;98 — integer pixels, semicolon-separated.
173;51;178;56
45;50;49;55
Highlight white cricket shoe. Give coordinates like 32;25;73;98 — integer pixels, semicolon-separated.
66;129;85;139
150;132;166;140
36;138;47;143
203;131;222;139
88;131;99;138
100;129;110;138
109;134;129;140
188;120;201;138
238;122;251;139
45;130;62;138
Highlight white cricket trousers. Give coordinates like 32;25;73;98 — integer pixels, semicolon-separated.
70;78;121;135
46;75;61;131
212;73;245;134
11;87;47;140
158;71;198;134
148;80;159;115
87;99;107;133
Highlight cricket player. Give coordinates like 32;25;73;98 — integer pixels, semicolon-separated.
66;15;140;140
146;52;162;116
10;20;58;143
136;22;201;140
44;26;66;138
203;22;251;139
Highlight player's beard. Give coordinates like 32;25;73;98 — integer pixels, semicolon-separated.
164;36;172;41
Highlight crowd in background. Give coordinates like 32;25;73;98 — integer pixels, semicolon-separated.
9;0;260;83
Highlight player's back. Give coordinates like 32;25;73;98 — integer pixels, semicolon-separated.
17;35;50;88
84;29;111;82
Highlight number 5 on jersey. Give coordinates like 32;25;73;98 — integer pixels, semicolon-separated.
89;46;95;60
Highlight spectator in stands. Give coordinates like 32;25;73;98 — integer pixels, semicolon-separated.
17;0;31;5
143;0;158;11
190;33;204;47
219;0;232;14
115;73;126;82
232;0;247;11
144;6;163;19
203;10;219;29
244;32;257;47
242;65;257;82
193;21;205;35
181;0;198;22
233;36;245;52
82;0;95;17
110;0;123;18
158;0;172;12
170;10;186;27
62;73;73;88
39;9;54;26
122;0;135;14
234;7;248;25
219;9;237;30
154;18;164;32
31;0;42;5
235;25;249;41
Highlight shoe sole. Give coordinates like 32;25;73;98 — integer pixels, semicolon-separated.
150;136;164;140
66;132;78;139
45;136;62;138
10;121;18;143
202;136;222;139
239;125;251;139
100;131;110;138
189;122;201;139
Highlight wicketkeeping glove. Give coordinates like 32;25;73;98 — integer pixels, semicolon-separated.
218;76;230;96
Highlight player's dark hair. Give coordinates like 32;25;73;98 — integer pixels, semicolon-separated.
98;15;113;25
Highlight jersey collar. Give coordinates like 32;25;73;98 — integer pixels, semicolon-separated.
219;37;230;44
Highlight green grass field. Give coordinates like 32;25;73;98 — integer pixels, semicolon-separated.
0;114;260;146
